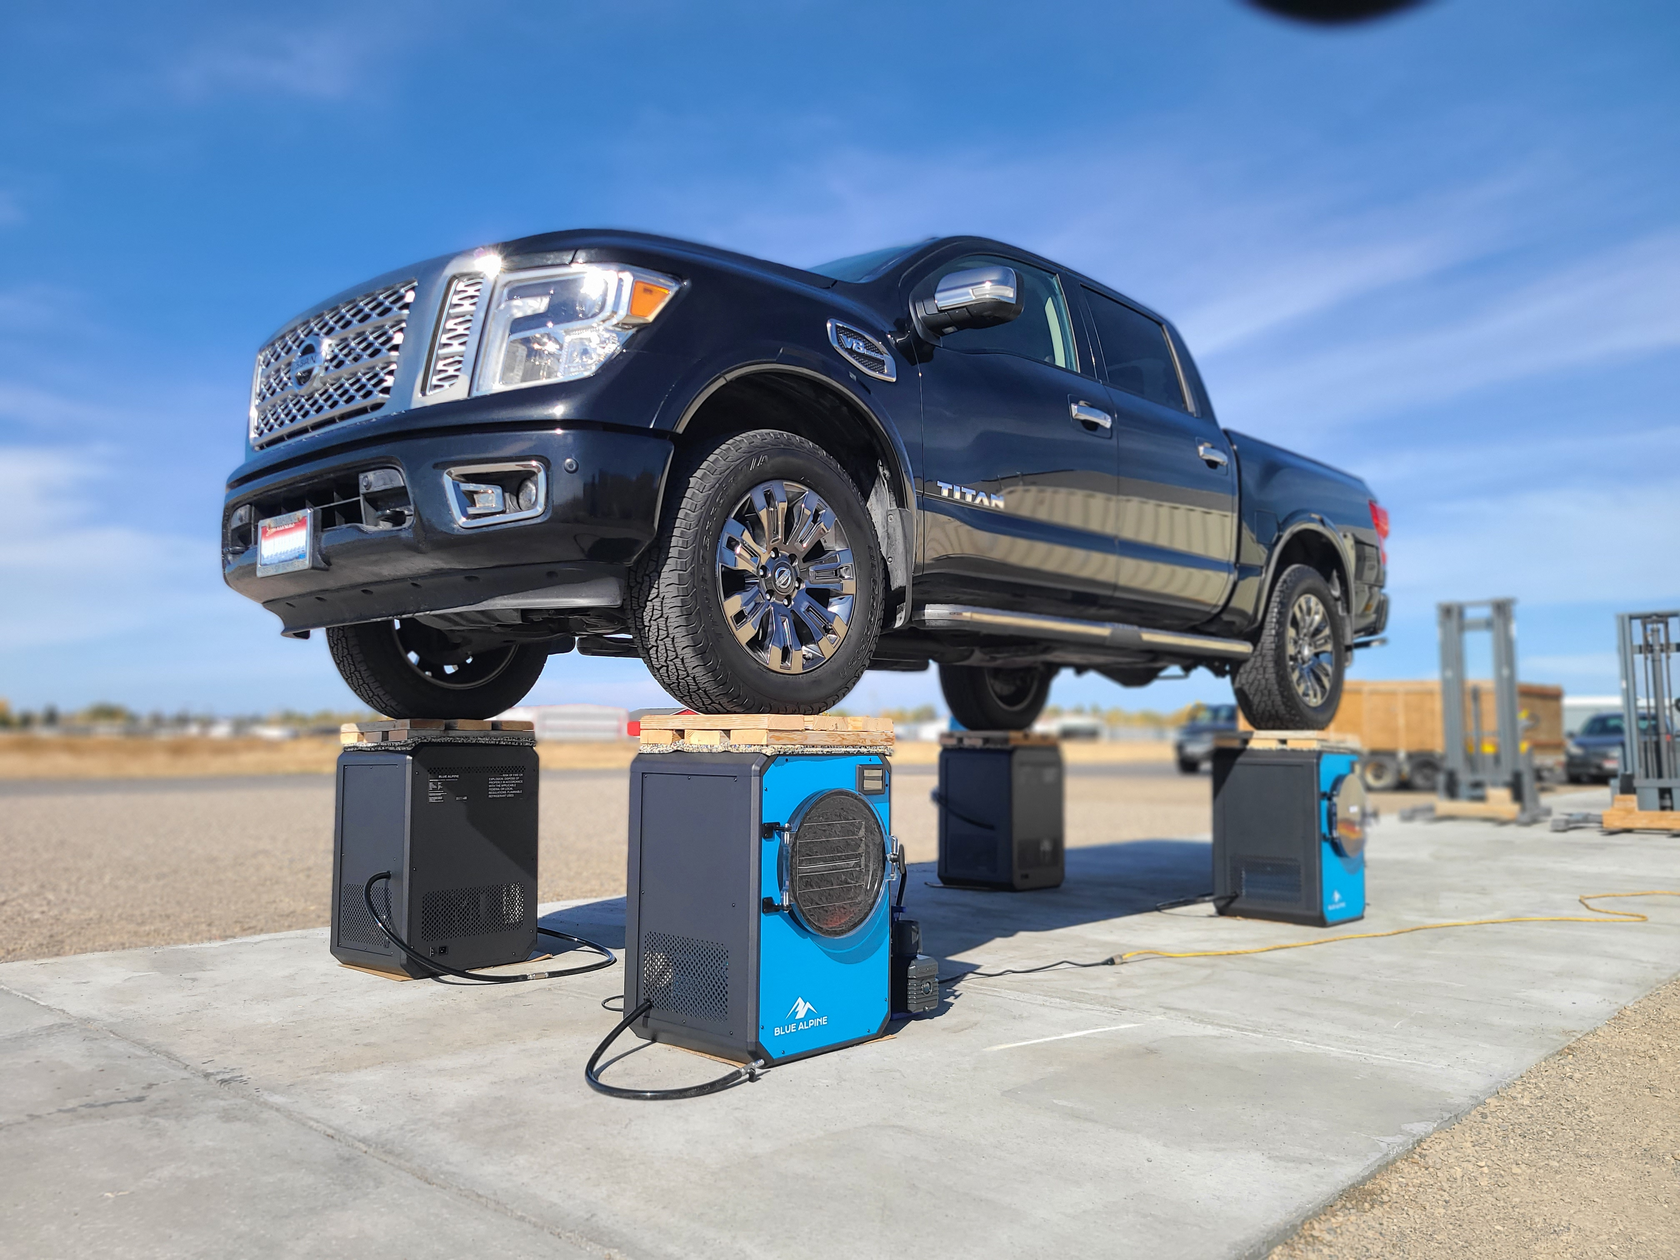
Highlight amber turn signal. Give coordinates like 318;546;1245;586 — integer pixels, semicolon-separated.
628;279;674;322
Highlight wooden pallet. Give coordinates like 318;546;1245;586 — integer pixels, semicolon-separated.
341;718;535;747
1601;794;1680;834
1434;787;1524;823
1215;729;1362;753
638;713;894;753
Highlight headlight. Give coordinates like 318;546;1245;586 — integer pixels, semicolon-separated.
1566;741;1583;756
473;263;677;394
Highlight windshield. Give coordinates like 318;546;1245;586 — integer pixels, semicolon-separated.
1582;714;1623;736
808;242;925;283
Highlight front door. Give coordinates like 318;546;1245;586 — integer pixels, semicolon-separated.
914;253;1120;613
1078;286;1238;628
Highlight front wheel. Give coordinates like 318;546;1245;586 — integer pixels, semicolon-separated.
938;664;1055;732
629;429;884;714
326;619;550;719
1233;564;1346;731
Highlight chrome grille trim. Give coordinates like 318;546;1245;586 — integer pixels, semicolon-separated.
249;279;417;447
425;275;485;394
826;318;896;383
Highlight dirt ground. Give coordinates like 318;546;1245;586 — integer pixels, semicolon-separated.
1271;974;1680;1259
1;760;1669;1256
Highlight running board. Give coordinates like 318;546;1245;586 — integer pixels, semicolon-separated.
916;604;1252;661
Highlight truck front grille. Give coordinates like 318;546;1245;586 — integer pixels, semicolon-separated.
249;279;417;448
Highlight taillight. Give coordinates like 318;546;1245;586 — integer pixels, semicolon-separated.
1369;500;1389;564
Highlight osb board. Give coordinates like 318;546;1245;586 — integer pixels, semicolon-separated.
1215;729;1361;752
639;712;894;753
939;730;1060;749
341;718;535;747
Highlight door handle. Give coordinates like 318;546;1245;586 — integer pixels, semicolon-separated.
1197;441;1228;469
1070;401;1112;430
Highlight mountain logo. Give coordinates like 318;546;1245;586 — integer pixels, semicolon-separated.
787;997;818;1020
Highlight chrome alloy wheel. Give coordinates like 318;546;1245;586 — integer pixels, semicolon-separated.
1286;592;1336;707
716;479;856;674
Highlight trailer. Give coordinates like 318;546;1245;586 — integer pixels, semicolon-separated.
1245;679;1563;791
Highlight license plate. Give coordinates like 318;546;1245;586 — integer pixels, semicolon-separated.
256;509;315;576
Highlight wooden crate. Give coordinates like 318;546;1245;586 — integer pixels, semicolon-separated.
340;718;535;747
1258;679;1564;763
638;713;895;753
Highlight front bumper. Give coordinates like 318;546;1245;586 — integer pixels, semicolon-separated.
1565;748;1622;780
222;425;673;633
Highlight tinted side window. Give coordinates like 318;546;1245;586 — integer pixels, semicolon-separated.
1083;288;1187;411
939;256;1078;371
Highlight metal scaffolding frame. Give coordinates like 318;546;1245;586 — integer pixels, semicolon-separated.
1617;610;1680;812
1437;598;1541;812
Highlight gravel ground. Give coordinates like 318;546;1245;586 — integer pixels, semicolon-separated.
5;767;1670;1256
0;765;1212;963
1271;974;1680;1259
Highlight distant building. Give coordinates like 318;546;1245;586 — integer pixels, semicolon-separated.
497;704;631;742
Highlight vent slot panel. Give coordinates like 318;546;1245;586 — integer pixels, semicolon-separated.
420;883;528;942
338;881;392;950
426;275;486;394
640;931;729;1022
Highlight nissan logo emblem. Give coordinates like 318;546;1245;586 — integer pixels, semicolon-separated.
290;337;329;390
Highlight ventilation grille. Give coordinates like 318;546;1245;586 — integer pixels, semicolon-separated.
827;319;897;382
420;883;527;942
1236;858;1302;904
790;790;885;937
1015;835;1062;872
425;274;486;394
640;932;729;1022
338;881;391;950
249;278;417;447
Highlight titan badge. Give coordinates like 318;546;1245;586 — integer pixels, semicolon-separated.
933;480;1006;510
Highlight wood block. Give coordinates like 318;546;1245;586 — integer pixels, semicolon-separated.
688;729;727;746
450;719;493;731
639;728;677;746
1435;798;1522;822
1602;806;1680;833
1614;795;1639;810
492;720;535;732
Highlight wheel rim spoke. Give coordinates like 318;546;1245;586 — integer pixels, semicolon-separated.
1286;593;1335;708
715;478;855;677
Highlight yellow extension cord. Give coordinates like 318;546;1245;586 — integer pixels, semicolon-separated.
1115;891;1680;966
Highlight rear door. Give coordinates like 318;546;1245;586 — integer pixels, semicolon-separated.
1079;286;1237;627
914;253;1120;612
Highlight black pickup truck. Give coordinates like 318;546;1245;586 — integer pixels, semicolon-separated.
222;231;1388;730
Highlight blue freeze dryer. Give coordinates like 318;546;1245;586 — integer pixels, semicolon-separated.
624;751;893;1065
1211;738;1368;927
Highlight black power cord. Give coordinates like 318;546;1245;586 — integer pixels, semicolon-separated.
939;957;1116;985
585;998;767;1100
364;872;616;983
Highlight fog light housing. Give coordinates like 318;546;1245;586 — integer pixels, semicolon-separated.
444;462;547;529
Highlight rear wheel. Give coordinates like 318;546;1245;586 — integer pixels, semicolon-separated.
938;663;1055;732
1233;564;1346;731
1406;756;1441;793
326;619;550;719
1361;753;1401;791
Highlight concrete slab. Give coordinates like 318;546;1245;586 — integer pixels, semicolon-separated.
3;796;1678;1260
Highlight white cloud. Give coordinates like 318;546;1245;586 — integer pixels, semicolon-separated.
0;446;224;651
166;22;376;103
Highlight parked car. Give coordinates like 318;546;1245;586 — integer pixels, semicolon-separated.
1174;703;1238;773
1566;711;1634;783
222;232;1389;727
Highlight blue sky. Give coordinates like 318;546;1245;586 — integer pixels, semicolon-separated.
1;0;1675;716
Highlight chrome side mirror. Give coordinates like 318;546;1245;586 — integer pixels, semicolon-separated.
913;265;1024;338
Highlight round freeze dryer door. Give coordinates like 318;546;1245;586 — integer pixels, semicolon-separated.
787;789;886;938
1330;772;1369;857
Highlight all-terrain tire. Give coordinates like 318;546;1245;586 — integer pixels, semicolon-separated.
1232;564;1346;731
938;664;1056;732
628;429;884;714
326;619;550;719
